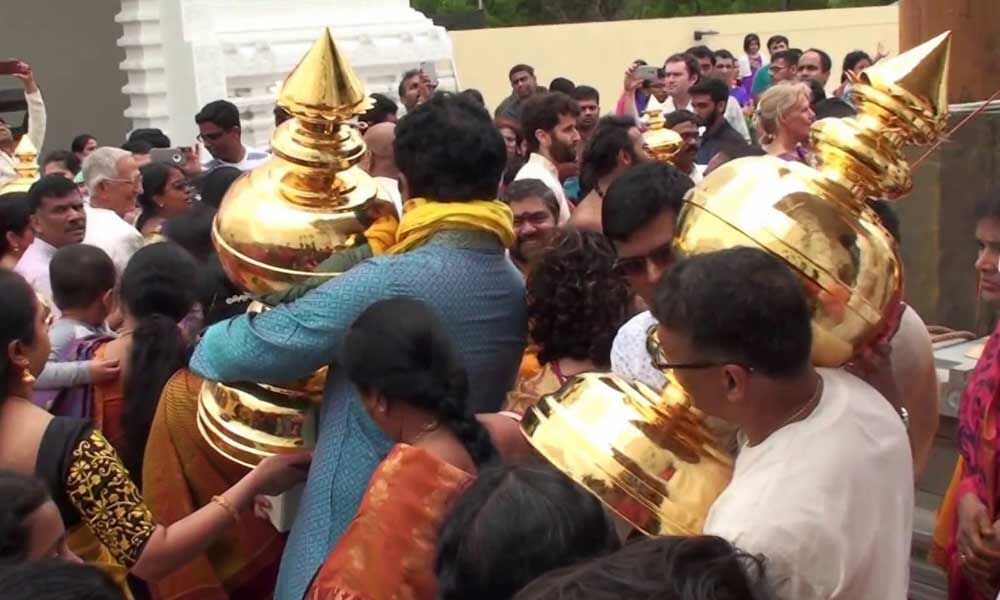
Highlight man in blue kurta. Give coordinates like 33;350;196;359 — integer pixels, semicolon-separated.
190;93;527;600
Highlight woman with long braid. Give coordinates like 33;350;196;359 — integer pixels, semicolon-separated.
306;297;518;600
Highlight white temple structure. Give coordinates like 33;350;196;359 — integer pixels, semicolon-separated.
116;0;458;148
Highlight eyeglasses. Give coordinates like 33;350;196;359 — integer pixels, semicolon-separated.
614;242;673;277
644;325;753;373
197;129;229;142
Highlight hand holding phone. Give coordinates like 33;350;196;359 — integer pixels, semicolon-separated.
635;65;661;83
0;60;29;76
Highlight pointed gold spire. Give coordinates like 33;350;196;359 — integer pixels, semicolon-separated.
278;27;367;121
0;135;40;194
862;30;951;118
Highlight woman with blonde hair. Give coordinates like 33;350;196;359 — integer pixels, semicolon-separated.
755;82;814;163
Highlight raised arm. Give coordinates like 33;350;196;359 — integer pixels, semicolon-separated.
12;64;45;152
190;258;396;384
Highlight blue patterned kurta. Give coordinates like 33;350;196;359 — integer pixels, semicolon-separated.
189;231;527;600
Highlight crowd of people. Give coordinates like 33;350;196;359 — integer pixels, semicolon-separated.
0;28;994;600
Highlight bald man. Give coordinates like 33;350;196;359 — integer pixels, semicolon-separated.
362;122;402;214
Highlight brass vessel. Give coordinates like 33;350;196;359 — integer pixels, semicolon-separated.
198;28;393;467
642;109;683;164
0;135;40;194
674;32;951;366
521;373;733;536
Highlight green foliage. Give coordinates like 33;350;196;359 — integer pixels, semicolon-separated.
420;0;894;26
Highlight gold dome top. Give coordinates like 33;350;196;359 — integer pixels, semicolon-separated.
811;31;952;204
212;28;394;298
674;32;951;366
278;27;368;122
521;373;733;536
0;135;40;195
642;109;684;164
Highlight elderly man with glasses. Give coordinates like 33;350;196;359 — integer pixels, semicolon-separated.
81;147;144;273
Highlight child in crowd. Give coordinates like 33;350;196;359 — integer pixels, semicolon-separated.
32;244;119;410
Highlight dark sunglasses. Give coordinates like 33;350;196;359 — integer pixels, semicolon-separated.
614;242;674;277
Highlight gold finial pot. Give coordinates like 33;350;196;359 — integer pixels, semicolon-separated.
1;135;40;194
642;109;684;165
521;373;733;536
198;28;392;467
674;32;951;366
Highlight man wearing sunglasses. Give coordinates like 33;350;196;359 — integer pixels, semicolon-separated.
651;247;912;600
604;162;692;391
195;100;270;172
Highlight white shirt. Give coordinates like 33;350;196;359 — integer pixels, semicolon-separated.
704;368;913;600
14;237;58;309
374;175;403;217
202;145;270;172
513;153;571;224
82;206;144;274
649;95;751;144
0;89;46;189
611;311;664;391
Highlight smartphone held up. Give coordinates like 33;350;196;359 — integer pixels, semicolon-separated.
0;60;29;76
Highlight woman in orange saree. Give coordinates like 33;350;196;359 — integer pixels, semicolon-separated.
933;325;1000;598
142;369;286;600
305;298;500;600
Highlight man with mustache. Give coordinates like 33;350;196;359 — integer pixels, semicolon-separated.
689;78;747;166
514;92;580;225
502;179;560;274
14;175;87;313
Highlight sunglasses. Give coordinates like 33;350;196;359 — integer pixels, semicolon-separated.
614;242;673;277
645;325;754;373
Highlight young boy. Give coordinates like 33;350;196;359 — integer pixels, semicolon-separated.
33;244;120;406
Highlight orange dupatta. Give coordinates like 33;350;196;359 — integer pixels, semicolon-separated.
306;444;474;600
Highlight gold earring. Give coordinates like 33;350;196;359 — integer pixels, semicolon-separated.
21;368;35;385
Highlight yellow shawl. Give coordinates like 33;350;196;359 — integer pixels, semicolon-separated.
365;198;515;255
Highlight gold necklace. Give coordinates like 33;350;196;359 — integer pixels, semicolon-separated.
776;375;824;430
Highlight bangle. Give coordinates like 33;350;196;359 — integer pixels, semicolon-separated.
211;495;240;524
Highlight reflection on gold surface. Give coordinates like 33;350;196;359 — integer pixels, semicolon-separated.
522;373;733;536
674;32;951;366
199;28;388;466
0;135;40;194
642;109;684;165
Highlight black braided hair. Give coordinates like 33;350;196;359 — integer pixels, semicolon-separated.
119;243;199;485
342;297;497;466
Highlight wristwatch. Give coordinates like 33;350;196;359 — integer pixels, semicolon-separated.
898;406;910;430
